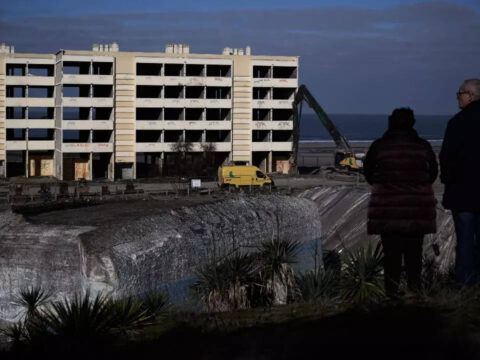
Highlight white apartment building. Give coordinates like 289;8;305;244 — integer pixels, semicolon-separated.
0;42;298;180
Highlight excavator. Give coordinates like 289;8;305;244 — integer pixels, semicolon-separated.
291;84;364;174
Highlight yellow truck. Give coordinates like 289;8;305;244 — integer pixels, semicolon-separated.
217;165;273;188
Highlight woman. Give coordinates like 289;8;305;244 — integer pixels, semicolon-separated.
364;108;438;298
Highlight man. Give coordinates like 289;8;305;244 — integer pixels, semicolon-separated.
440;79;480;286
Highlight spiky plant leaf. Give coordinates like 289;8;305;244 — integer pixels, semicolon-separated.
14;286;50;318
109;297;151;330
296;269;340;303
141;290;171;319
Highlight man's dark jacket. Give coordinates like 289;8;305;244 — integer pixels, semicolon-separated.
364;128;438;235
440;100;480;211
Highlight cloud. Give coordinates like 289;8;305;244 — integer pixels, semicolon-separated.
1;2;478;114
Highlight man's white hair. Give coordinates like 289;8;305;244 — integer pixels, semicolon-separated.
463;79;480;100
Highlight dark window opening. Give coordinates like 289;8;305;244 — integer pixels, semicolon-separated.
164;63;184;76
206;87;231;99
185;86;204;99
92;62;113;75
63;61;90;75
29;107;54;119
7;64;26;76
6;86;26;98
6;107;26;119
206;108;231;121
63;130;90;143
136;130;162;143
7;129;26;140
63;85;89;97
29;86;54;98
136;63;162;76
28;129;54;140
136;108;162;120
272;130;293;142
185;108;203;120
92;130;112;143
272;88;295;100
253;87;270;100
164;108;183;120
164;130;182;143
253;66;270;78
206;130;230;142
28;64;54;77
6;151;26;177
186;64;204;76
92;153;111;179
164;86;183;98
253;109;270;121
273;66;297;79
93;107;112;120
63;107;90;120
136;86;162;98
272;109;293;121
136;153;162;178
253;130;270;142
206;65;231;77
93;85;113;97
185;130;203;142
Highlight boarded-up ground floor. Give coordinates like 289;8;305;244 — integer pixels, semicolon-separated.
63;153;113;181
6;150;54;178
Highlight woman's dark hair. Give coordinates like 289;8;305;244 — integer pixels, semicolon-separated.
388;108;415;130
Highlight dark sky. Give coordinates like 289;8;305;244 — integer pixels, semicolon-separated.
1;0;479;115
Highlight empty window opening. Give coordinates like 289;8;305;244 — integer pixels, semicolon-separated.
164;63;184;76
272;109;293;121
136;153;162;178
92;130;112;143
253;87;270;100
7;64;26;76
206;130;230;142
206;65;231;77
6;151;26;177
137;86;162;98
206;87;231;99
28;64;54;77
29;107;54;119
93;85;113;97
6;107;26;119
273;66;297;79
29;86;54;98
252;152;269;172
63;61;90;75
253;66;271;78
28;129;54;140
164;86;183;99
164;108;183;120
136;108;162;120
92;153;111;179
185;130;203;143
185;86;204;99
272;131;293;142
253;130;270;142
206;108;231;121
164;130;183;143
185;108;203;121
93;107;112;120
186;64;204;76
63;153;90;181
6;86;26;97
92;62;113;75
63;130;90;143
7;129;26;141
272;88;296;100
63;85;89;97
136;63;162;76
253;109;270;121
63;107;90;120
136;130;162;143
114;162;134;180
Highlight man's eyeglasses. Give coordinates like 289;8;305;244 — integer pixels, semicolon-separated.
457;91;471;97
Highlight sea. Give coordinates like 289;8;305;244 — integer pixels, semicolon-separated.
299;113;451;142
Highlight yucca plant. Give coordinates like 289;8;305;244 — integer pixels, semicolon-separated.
141;289;171;320
109;296;151;332
14;286;51;319
340;242;385;304
296;268;340;303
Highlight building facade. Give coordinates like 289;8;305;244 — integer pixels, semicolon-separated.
0;43;298;180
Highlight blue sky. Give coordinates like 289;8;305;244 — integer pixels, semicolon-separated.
1;0;479;115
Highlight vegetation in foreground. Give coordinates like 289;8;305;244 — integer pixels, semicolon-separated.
3;240;480;359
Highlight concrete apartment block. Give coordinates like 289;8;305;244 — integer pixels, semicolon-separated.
0;43;298;180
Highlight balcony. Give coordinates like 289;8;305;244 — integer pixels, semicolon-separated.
135;143;168;152
62;120;113;130
62;142;113;153
6;141;27;151
28;140;55;150
252;142;292;152
5;98;55;107
252;78;297;88
62;97;114;107
136;98;165;108
62;74;114;85
252;99;292;109
6;119;55;129
6;76;55;86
